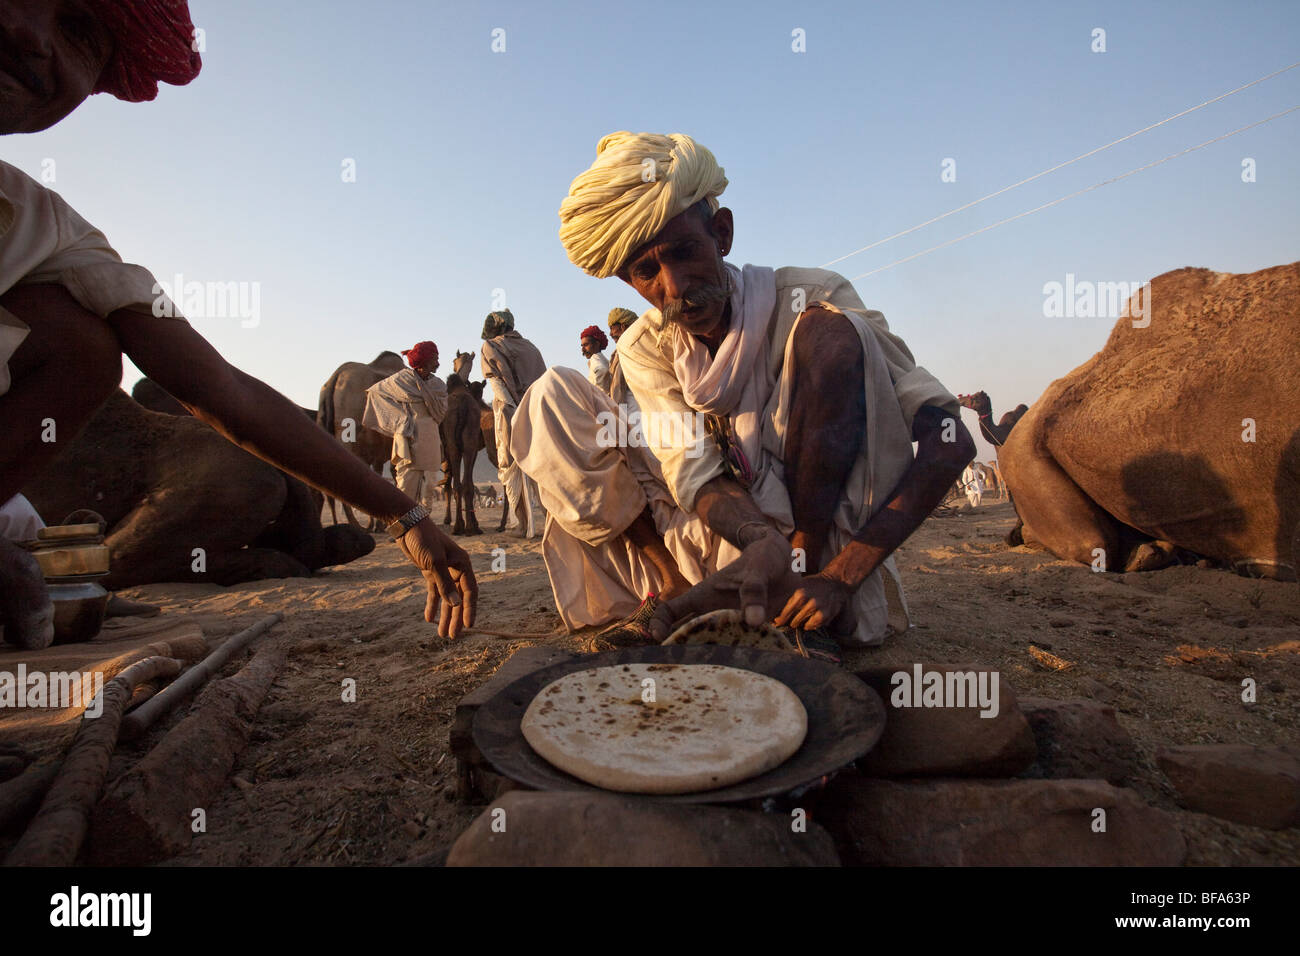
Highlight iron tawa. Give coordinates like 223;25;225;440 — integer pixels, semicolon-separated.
471;643;886;803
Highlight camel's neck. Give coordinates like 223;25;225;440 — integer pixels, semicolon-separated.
977;404;1024;446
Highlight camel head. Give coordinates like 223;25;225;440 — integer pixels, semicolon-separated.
452;351;474;380
446;373;467;392
957;391;992;416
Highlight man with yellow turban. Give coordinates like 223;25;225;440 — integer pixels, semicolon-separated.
606;307;638;405
512;132;975;656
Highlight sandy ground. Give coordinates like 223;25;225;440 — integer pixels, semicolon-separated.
42;498;1300;866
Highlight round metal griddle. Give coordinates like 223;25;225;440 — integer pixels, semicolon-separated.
472;644;886;803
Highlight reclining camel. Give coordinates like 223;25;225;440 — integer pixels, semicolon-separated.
22;390;374;588
1000;263;1299;579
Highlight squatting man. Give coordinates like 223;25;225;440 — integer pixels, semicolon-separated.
512;131;974;657
0;0;476;647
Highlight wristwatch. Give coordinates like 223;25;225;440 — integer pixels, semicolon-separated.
387;505;430;540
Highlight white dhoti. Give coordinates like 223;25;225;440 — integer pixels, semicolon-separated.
391;416;442;510
512;368;715;629
493;395;544;538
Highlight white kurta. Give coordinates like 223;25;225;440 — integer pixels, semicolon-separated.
963;464;985;507
482;333;548;537
0;161;171;397
587;351;610;392
513;264;960;645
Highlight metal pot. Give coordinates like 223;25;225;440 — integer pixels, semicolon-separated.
48;577;110;644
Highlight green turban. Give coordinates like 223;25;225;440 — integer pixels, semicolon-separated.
482;309;515;340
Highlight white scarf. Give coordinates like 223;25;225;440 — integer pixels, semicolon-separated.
667;263;776;469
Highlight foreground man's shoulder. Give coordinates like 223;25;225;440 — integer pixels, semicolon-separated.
616;311;663;359
774;266;852;296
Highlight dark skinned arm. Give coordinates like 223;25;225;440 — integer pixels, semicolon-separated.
105;308;477;637
774;404;975;629
649;405;975;638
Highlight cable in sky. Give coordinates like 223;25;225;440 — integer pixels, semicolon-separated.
821;61;1299;269
849;105;1300;281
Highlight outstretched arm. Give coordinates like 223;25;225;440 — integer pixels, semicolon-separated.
107;307;477;637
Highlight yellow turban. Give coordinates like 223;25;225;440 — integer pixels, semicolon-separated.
558;132;728;279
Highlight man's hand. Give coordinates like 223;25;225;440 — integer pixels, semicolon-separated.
397;519;478;638
773;572;853;631
646;530;799;641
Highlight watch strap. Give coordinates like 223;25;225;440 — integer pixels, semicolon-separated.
387;504;430;539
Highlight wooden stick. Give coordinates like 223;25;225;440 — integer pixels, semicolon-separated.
5;655;182;866
87;647;286;865
119;612;282;741
0;761;60;834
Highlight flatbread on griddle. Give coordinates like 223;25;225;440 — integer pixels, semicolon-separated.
662;608;795;652
520;662;807;794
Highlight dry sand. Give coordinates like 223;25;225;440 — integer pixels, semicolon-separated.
6;499;1297;865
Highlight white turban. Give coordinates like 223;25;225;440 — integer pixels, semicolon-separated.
558;132;728;279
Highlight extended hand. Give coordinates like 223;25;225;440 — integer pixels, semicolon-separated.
773;572;852;631
646;530;800;641
397;519;478;637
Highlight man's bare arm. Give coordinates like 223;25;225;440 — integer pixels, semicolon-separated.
818;405;974;591
106;308;478;636
108;308;414;524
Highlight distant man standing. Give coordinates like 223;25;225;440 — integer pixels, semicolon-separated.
480;310;547;537
580;325;611;393
606;307;638;405
363;342;448;511
962;463;985;509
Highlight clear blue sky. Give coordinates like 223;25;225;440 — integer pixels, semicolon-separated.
4;0;1297;462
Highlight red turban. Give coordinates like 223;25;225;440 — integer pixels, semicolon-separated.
92;0;203;103
580;325;608;351
402;341;438;369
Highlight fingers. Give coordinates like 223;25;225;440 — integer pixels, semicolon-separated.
773;590;803;628
737;570;768;629
774;588;831;630
459;573;477;629
647;604;676;643
424;576;440;625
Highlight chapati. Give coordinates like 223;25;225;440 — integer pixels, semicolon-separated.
662;608;795;652
520;662;808;794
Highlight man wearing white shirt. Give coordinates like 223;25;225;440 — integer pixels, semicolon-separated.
581;324;611;393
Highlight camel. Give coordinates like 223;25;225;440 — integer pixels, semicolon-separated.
958;391;1028;449
316;351;406;530
1000;263;1300;579
134;377;317;422
131;376;327;517
957;392;1025;515
438;351;508;534
441;373;486;535
22;390;375;587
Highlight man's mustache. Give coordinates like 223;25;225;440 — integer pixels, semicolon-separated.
662;283;730;324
